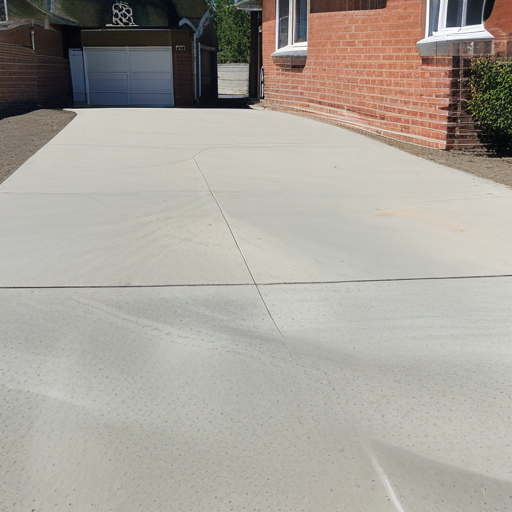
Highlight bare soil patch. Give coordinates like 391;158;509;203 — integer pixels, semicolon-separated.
383;138;512;189
0;109;76;185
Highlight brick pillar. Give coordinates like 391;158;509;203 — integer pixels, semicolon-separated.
171;29;195;106
446;57;482;151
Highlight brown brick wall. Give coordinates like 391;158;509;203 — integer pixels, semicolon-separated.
0;25;71;114
171;29;195;107
33;24;64;58
261;0;510;150
0;44;37;110
36;54;72;106
0;23;32;47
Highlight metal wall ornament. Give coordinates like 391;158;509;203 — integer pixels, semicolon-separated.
107;1;138;26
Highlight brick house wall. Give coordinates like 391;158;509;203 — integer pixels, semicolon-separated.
0;23;71;115
171;28;195;106
261;0;510;150
485;0;512;57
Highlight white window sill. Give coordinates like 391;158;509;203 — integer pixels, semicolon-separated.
271;45;308;58
417;26;494;46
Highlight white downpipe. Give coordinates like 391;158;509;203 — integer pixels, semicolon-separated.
30;23;35;50
179;10;212;103
198;44;201;99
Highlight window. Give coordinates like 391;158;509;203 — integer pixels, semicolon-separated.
276;0;308;50
425;0;491;38
417;0;494;52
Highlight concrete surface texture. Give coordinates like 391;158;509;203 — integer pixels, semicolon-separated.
1;108;512;511
218;63;249;96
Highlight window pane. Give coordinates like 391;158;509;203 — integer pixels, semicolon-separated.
429;0;440;34
446;0;463;27
278;0;290;48
294;0;308;43
466;0;485;25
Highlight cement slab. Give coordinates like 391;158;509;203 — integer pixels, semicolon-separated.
2;108;512;511
0;286;392;512
194;143;512;282
258;277;512;510
2;280;512;511
0;192;251;286
48;108;192;148
1;144;206;194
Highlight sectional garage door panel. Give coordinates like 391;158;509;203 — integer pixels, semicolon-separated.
86;49;128;73
88;77;129;92
129;49;172;73
130;93;174;105
89;92;130;105
130;79;172;94
84;47;174;107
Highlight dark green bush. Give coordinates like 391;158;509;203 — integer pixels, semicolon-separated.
208;0;250;63
468;57;512;152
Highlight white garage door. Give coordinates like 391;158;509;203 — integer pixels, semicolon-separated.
84;47;174;107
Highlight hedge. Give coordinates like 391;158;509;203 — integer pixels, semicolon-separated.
468;57;512;152
208;0;250;64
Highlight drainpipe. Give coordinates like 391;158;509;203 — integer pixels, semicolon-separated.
179;10;212;103
30;22;35;50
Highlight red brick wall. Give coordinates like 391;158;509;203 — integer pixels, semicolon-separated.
261;0;510;150
0;24;71;114
486;0;512;57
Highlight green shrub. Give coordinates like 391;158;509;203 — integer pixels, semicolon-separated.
208;0;250;63
467;57;512;152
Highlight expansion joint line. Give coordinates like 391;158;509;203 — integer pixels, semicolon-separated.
2;274;512;290
192;156;294;360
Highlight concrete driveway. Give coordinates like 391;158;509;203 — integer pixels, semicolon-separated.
2;108;512;511
218;63;249;96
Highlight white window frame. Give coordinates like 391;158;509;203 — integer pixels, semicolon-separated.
274;0;308;54
418;0;493;44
